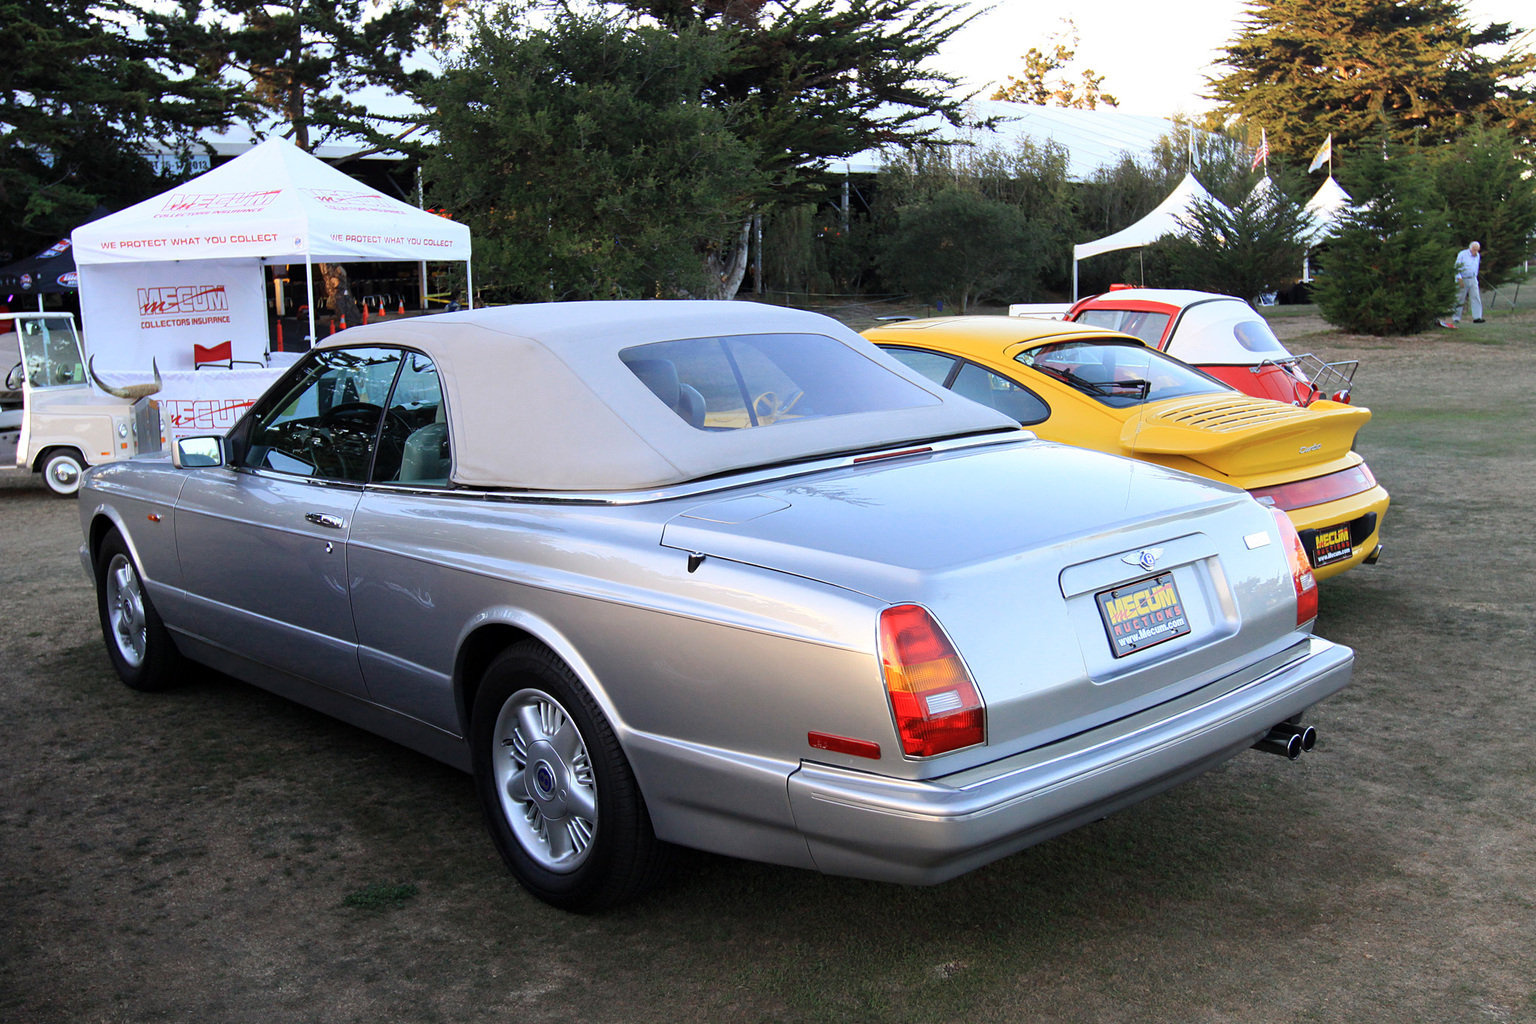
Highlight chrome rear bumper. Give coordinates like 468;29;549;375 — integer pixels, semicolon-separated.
787;636;1353;884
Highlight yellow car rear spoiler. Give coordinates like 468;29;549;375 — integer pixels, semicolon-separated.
1121;396;1371;478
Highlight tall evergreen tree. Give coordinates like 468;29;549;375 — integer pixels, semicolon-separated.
1151;172;1311;300
0;0;232;259
195;0;447;321
1209;0;1536;159
618;0;974;196
1315;137;1455;335
203;0;446;156
1429;122;1536;287
424;11;766;302
604;0;978;295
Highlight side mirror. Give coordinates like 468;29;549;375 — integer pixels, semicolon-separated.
173;436;226;469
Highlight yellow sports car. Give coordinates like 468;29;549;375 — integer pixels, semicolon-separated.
864;316;1387;580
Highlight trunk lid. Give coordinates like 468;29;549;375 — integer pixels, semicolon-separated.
662;439;1302;764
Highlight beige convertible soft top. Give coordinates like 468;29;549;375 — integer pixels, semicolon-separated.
320;301;1017;492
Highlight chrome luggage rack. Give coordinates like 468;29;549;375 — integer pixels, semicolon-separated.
1291;353;1358;398
1255;354;1359;400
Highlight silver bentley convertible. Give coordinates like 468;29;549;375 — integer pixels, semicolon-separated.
79;301;1351;911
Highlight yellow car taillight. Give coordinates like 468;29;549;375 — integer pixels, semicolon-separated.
1271;508;1319;626
878;604;985;757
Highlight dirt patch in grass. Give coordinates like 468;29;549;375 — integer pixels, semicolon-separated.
3;306;1536;1023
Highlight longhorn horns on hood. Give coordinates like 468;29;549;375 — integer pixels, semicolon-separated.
89;356;162;401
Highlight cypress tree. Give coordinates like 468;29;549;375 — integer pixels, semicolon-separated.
1429;122;1536;287
0;0;233;258
1154;172;1312;300
1209;0;1536;159
1315;138;1455;335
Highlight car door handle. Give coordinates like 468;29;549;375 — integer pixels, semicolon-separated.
305;513;346;529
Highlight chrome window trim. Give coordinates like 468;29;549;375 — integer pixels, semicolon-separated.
362;430;1032;506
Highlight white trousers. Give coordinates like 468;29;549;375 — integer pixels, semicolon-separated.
1454;276;1482;321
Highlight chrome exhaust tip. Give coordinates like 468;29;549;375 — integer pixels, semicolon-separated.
1269;721;1317;752
1253;728;1304;760
1363;544;1383;565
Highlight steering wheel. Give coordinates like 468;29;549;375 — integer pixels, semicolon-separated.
319;400;385;425
5;361;22;391
321;401;413;438
314;401;415;479
752;389;805;424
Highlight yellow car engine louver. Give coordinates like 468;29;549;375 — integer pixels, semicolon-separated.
1152;396;1311;432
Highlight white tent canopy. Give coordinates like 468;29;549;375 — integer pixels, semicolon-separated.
1071;172;1229;300
73;138;472;368
1304;175;1353;244
74;137;469;265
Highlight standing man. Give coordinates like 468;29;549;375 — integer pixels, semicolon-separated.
1441;241;1483;328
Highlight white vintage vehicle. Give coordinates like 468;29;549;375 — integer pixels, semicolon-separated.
3;312;162;495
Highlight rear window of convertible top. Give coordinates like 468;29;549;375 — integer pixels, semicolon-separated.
620;333;940;430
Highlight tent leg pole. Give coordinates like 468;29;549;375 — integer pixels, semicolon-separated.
1072;260;1078;303
466;260;474;310
419;261;428;310
306;253;317;348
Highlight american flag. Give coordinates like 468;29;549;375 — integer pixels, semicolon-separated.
1250;128;1269;171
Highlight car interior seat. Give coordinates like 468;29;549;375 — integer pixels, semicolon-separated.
627;358;707;428
398;403;450;483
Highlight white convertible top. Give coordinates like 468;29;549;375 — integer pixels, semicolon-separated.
320;301;1017;491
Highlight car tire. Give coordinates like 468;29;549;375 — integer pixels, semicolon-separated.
471;641;670;912
41;448;85;498
95;529;184;691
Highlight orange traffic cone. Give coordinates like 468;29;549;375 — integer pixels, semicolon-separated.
398;299;405;315
361;302;369;325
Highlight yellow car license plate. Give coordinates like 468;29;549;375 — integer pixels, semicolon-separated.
1095;572;1191;658
1311;524;1353;567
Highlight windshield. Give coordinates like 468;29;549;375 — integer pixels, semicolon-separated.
620;333;940;430
1074;308;1171;346
16;315;87;389
1016;340;1230;408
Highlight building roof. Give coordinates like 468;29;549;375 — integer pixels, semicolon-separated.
828;100;1207;181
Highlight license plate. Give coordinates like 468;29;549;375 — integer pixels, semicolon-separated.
1310;524;1353;567
1096;572;1192;658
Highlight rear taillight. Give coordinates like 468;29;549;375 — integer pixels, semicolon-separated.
1250;462;1376;512
878;605;985;757
1271;509;1318;626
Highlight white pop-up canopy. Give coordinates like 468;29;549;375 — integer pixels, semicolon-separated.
1299;176;1354;283
1071;172;1229;300
1303;175;1353;244
73;137;472;370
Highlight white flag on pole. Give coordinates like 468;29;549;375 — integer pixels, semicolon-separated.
1308;134;1333;173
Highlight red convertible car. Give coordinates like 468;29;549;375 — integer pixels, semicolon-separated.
1065;289;1356;407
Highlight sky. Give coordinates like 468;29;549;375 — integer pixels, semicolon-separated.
935;0;1536;118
